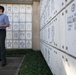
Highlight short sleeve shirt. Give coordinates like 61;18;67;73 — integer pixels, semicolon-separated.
0;13;10;29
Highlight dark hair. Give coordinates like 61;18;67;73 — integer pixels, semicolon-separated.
0;5;4;13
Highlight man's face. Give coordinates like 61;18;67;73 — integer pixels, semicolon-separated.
0;9;3;14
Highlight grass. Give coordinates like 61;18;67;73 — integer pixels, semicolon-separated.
6;50;53;75
18;50;53;75
6;49;31;56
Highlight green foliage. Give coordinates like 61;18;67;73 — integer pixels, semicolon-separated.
6;49;32;56
18;50;53;75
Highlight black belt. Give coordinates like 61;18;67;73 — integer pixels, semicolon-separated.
0;29;6;31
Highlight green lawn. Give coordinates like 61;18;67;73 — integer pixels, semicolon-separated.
6;50;53;75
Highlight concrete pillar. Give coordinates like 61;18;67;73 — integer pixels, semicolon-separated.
32;1;40;51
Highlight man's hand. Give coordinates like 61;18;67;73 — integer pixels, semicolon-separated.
0;24;9;28
0;25;3;28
